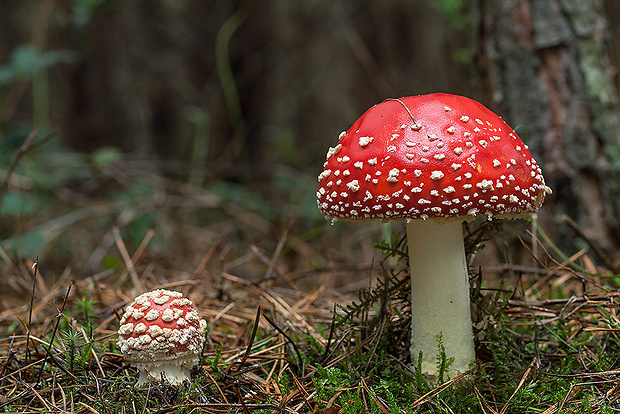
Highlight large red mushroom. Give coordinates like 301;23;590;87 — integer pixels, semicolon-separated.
118;289;207;385
317;93;551;380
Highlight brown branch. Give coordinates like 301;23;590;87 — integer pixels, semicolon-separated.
562;214;615;271
0;129;58;211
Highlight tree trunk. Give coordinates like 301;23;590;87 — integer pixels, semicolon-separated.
478;0;620;264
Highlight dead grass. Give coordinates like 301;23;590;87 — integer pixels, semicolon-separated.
0;213;385;413
2;221;620;413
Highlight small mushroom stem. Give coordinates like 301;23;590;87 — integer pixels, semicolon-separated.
137;364;192;386
406;219;475;381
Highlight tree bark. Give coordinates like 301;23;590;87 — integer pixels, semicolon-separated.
478;0;620;263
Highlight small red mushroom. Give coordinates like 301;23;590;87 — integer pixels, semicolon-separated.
117;289;207;385
317;93;551;380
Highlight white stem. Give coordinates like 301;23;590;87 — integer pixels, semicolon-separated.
407;219;475;381
137;364;191;386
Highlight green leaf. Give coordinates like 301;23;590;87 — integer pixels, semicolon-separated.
4;229;46;257
101;254;121;270
0;191;41;217
0;45;77;84
91;147;122;167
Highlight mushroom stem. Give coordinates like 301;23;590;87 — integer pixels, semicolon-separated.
407;219;475;381
136;363;191;386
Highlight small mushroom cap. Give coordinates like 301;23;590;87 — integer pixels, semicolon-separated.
117;289;207;380
317;93;551;222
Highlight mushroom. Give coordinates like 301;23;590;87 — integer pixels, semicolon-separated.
117;289;207;385
316;93;551;380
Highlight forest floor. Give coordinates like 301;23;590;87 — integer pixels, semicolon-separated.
2;142;620;413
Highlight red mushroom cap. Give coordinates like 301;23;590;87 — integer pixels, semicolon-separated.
317;93;550;222
117;289;207;371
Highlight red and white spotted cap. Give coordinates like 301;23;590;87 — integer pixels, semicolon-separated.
118;289;207;385
317;93;551;222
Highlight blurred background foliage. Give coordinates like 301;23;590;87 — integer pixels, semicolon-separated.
1;0;620;290
1;1;480;163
